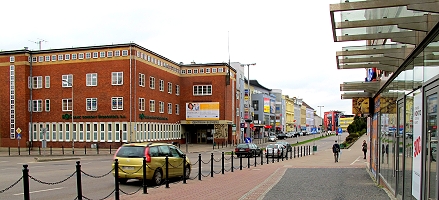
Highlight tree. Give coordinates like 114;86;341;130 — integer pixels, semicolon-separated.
347;116;367;134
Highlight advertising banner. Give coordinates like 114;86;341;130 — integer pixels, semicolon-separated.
352;97;370;115
270;99;275;114
186;102;220;120
264;98;270;113
412;93;422;200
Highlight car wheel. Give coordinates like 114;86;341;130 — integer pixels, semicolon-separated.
119;178;128;184
184;164;191;179
152;169;163;186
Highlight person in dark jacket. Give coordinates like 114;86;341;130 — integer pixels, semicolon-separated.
362;140;367;159
332;140;340;162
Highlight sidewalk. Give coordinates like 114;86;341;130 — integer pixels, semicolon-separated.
112;133;391;200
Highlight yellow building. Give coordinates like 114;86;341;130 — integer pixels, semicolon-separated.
284;95;295;132
339;117;354;132
300;104;306;130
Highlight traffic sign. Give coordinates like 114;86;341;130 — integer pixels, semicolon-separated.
17;133;21;140
337;127;343;135
16;128;21;134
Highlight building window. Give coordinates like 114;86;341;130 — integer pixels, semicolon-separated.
93;52;98;58
212;68;217;73
85;52;91;59
62;99;72;111
112;72;123;85
187;69;192;74
33;76;42;89
159;80;164;91
252;100;259;111
176;85;180;96
86;98;98;111
139;73;145;87
139;98;145;111
149;77;155;89
200;68;204;73
168;103;172;114
114;50;120;57
147;55;151;62
62;74;73;87
58;55;63;61
86;73;97;86
122;50;128;56
45;99;50;112
111;97;123;110
45;56;50;61
159;101;164;113
65;54;70;60
107;51;113;57
100;52;105;58
193;69;198;74
32;56;37;62
181;70;186;74
31;100;42;112
10;56;15;62
167;82;172;94
175;104;179;115
38;56;44;62
218;67;224;73
72;54;77;60
149;100;155;112
51;55;57;61
79;53;84;59
45;76;50;88
205;68;210;73
193;85;212;96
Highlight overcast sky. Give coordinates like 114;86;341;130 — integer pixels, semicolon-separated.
1;0;366;116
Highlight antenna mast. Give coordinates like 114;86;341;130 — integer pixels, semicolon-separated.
29;39;48;50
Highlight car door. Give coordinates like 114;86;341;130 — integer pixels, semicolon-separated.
157;145;174;177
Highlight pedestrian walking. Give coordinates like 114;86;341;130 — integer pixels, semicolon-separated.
362;140;367;159
332;140;340;163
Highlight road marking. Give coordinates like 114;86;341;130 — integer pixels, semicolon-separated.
0;161;9;163
0;167;16;171
14;187;64;195
350;156;362;165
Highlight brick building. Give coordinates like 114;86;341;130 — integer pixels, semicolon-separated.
0;43;238;149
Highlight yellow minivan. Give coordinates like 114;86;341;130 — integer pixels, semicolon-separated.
112;142;191;185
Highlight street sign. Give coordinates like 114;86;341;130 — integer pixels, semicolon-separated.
337;127;343;135
17;133;21;140
16;128;21;134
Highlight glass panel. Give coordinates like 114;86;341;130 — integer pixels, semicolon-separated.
404;93;415;200
426;93;437;199
424;38;439;82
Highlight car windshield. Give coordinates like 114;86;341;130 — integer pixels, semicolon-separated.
266;144;278;149
237;144;249;148
269;136;276;138
116;146;145;158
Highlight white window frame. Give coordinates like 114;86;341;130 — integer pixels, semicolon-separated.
86;98;98;111
86;123;91;142
100;123;105;142
93;123;98;142
33;100;42;112
38;56;44;62
139;73;145;87
193;85;213;96
45;56;50;61
200;68;204;73
218;67;224;73
149;100;155;112
181;70;186;74
175;104;180;115
187;69;192;74
51;55;56;61
139;98;145;111
122;50;128;56
112;72;123;85
176;85;180;96
212;68;217;73
45;99;50;112
206;68;210;73
168;103;172;114
62;99;73;111
62;74;73;87
45;76;50;88
86;73;97;86
159;101;164;113
107;51;113;57
65;54;70;60
149;76;155;89
107;123;112;142
85;52;91;59
52;123;57;142
71;54;77;60
167;82;172;94
114;50;120;57
32;56;37;62
112;97;123;110
79;53;84;59
100;52;105;58
58;54;63;61
79;123;84;142
10;56;15;62
159;79;164;92
193;69;198;74
92;52;98;58
60;123;65;141
32;76;42;89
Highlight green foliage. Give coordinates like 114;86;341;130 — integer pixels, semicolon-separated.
347;116;367;134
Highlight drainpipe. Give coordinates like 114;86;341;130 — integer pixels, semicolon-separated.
28;48;33;149
129;43;132;143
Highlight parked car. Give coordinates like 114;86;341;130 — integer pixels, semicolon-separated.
234;143;262;158
277;133;287;140
301;131;308;136
293;132;301;137
268;135;277;142
112;142;191;185
265;144;287;158
285;132;294;138
276;141;292;153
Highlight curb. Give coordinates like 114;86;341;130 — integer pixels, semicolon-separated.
34;157;81;162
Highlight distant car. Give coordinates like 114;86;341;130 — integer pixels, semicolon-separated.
293;132;301;137
268;135;277;142
234;143;262;158
277;133;287;140
405;133;413;139
285;132;293;138
301;131;308;136
266;144;287;158
276;141;292;153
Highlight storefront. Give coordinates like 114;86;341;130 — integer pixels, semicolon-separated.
180;120;233;144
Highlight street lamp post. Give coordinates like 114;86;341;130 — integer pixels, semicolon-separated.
63;75;74;154
317;106;324;133
241;63;256;143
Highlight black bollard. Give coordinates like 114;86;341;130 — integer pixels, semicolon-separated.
231;152;234;172
240;155;242;170
76;161;83;200
210;153;214;178
50;146;52;155
266;150;269;164
62;146;64;155
272;150;274;163
281;148;284;161
286;148;288;160
18;146;20;156
143;157;148;193
198;154;202;180
247;154;250;168
23;165;30;200
110;145;112;154
8;147;10;156
221;152;225;174
114;159;120;200
39;146;41;155
97;145;99;155
254;152;257;167
84;146;87;155
261;150;264;165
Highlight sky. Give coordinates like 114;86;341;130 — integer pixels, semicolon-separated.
1;0;366;116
